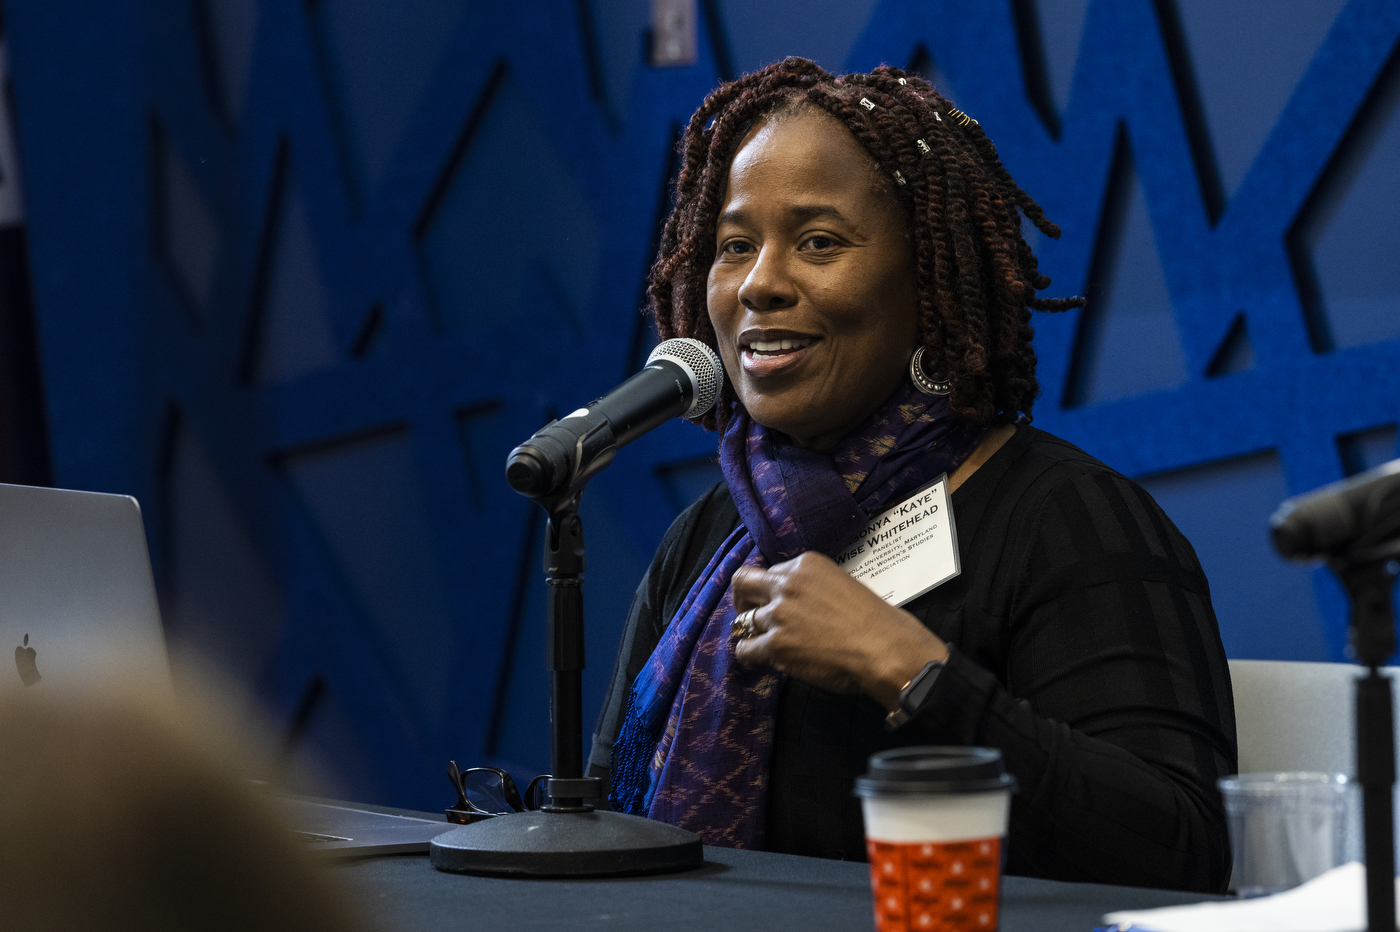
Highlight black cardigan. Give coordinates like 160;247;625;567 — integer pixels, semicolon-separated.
588;426;1237;893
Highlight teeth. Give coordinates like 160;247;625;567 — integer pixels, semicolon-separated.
748;338;812;353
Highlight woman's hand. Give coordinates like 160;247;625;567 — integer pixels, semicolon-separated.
731;552;950;711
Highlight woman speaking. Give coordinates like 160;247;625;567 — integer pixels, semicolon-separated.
588;57;1236;894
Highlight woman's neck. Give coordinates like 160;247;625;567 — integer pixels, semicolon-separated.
948;424;1016;493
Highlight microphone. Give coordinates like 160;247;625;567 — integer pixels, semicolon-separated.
1270;457;1400;561
505;338;724;498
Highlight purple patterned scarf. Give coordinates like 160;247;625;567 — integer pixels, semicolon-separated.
609;383;988;847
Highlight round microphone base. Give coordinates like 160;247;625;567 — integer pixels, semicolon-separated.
428;809;703;878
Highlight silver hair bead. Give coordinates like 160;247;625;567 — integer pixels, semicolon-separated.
860;97;876;111
916;139;931;156
893;170;906;186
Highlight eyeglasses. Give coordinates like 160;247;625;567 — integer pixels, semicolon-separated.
445;761;550;824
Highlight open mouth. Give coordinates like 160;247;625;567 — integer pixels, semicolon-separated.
738;332;819;376
744;336;815;357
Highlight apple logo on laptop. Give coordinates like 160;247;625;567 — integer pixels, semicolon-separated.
15;633;39;686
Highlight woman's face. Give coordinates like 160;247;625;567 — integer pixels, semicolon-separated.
707;107;920;451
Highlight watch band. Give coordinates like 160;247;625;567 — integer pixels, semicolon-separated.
884;658;945;730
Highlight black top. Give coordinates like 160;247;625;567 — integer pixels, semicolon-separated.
589;426;1237;893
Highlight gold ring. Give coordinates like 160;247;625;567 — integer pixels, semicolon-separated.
734;608;758;639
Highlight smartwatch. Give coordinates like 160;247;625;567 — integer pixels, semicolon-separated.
884;658;945;730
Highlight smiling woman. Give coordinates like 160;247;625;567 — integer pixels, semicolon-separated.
588;58;1237;894
708;108;919;451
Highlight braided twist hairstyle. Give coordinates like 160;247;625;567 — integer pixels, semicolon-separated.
647;57;1083;429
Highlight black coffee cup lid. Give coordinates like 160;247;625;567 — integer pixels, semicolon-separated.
854;746;1017;797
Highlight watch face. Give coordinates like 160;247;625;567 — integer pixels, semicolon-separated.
902;659;945;711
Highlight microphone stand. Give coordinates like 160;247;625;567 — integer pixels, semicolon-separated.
1331;555;1400;932
430;484;703;877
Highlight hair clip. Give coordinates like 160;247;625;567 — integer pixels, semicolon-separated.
860;97;876;111
898;78;907;85
933;111;943;122
893;170;907;186
948;107;978;126
915;139;931;156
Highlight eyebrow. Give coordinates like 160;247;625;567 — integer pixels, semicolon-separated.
716;203;853;228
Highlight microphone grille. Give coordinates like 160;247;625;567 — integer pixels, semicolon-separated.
647;338;724;418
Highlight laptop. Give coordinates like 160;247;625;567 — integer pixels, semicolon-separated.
0;483;171;695
271;796;449;857
0;482;447;856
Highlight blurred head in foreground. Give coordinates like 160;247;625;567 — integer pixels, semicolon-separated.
0;685;362;932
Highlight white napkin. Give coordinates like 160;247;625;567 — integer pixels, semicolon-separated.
1102;862;1397;932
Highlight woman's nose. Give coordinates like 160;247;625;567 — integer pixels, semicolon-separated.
737;247;796;311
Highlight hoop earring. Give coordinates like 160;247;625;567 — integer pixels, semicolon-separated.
909;347;950;395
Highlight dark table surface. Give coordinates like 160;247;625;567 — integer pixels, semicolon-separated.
332;842;1222;932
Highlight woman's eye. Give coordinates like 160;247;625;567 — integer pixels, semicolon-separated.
722;240;753;255
803;235;837;250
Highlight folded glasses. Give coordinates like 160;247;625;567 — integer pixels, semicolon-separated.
445;761;551;824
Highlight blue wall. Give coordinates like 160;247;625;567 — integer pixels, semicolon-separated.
5;0;1399;810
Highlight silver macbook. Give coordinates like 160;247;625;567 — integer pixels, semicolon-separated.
0;482;170;694
0;481;447;855
272;797;448;857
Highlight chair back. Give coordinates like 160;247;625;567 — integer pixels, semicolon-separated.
1228;659;1400;776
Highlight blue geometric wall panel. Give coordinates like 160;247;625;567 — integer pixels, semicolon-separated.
1170;0;1351;202
164;410;287;681
1064;130;1188;406
196;0;259;125
252;177;338;384
1339;424;1399;477
280;429;456;741
6;0;1400;810
153;122;220;323
1292;49;1400;351
418;74;601;337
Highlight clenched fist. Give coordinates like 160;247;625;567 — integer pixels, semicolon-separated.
731;551;949;710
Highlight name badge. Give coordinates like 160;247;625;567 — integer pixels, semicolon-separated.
834;476;960;606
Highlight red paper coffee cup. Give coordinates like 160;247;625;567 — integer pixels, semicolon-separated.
855;747;1016;932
